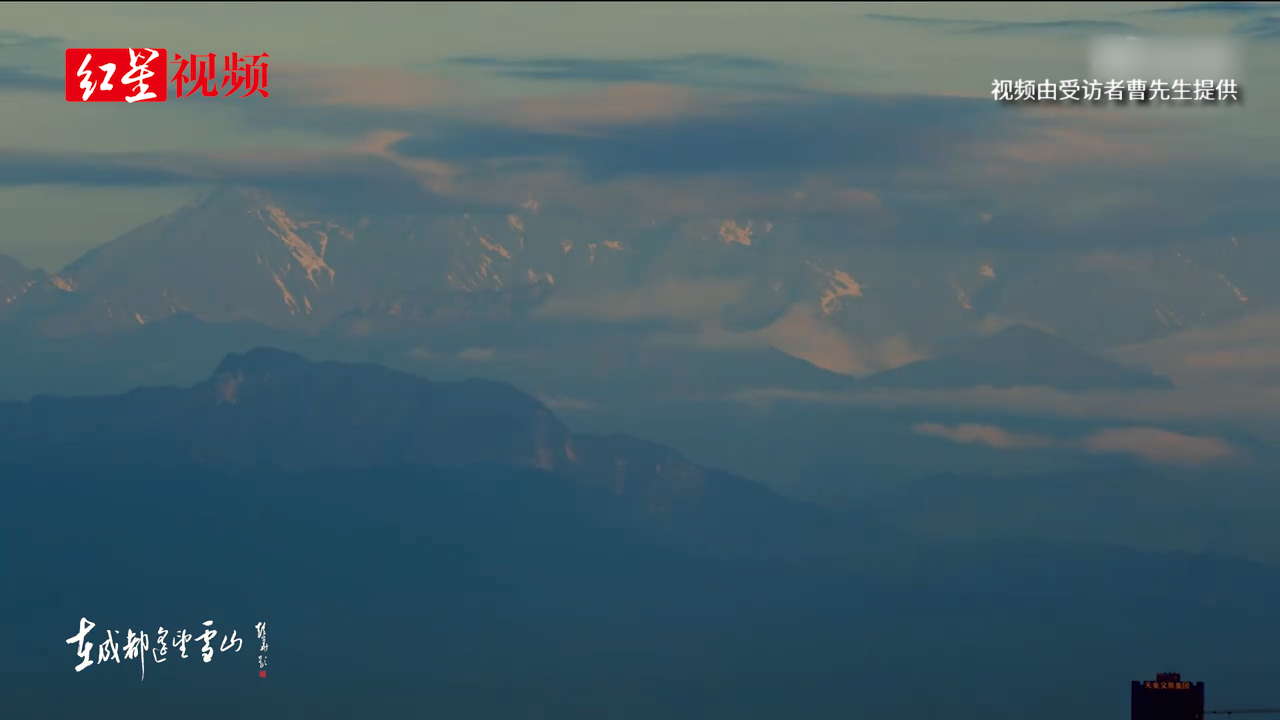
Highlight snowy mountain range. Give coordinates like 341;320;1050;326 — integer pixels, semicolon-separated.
0;185;1267;379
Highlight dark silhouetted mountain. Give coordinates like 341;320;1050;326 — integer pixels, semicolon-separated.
3;461;1278;719
0;346;576;473
862;324;1175;391
2;352;1278;717
0;347;895;570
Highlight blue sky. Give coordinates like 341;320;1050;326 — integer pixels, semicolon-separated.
1;1;1279;269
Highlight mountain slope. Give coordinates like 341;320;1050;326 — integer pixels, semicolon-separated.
0;253;70;321
16;186;602;334
862;324;1175;391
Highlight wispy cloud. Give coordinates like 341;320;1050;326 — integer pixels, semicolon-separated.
270;64;459;110
1145;2;1280;15
390;91;1008;181
732;385;1280;422
0;30;62;92
912;421;1238;465
0;30;58;47
1082;426;1237;465
500;83;706;132
1232;16;1280;40
0;148;469;215
865;13;1139;35
1110;311;1280;385
447;54;804;89
6;43;1276;257
0;66;60;91
913;422;1052;449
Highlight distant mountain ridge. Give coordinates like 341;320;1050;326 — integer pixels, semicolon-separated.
4;346;608;477
2;184;1266;366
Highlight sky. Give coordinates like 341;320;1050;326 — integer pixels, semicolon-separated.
2;1;1279;271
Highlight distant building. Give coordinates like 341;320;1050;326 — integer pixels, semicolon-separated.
1132;672;1205;720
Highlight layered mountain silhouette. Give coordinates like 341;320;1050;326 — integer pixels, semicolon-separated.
862;324;1175;391
0;348;893;568
2;354;1278;718
3;346;623;479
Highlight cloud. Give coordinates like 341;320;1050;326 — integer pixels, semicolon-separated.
912;420;1237;465
0;31;58;47
1232;16;1280;40
391;91;1009;181
447;54;803;88
1110;311;1280;385
360;81;1280;250
729;385;1280;422
194;50;1280;251
913;422;1052;449
0;148;469;215
245;76;722;148
7;44;1276;255
0;152;194;186
457;347;496;362
983;126;1162;166
270;64;458;109
531;278;748;323
1082;426;1237;465
0;66;60;91
865;13;1139;35
0;31;63;91
1145;2;1280;15
922;136;1280;250
501;83;706;132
